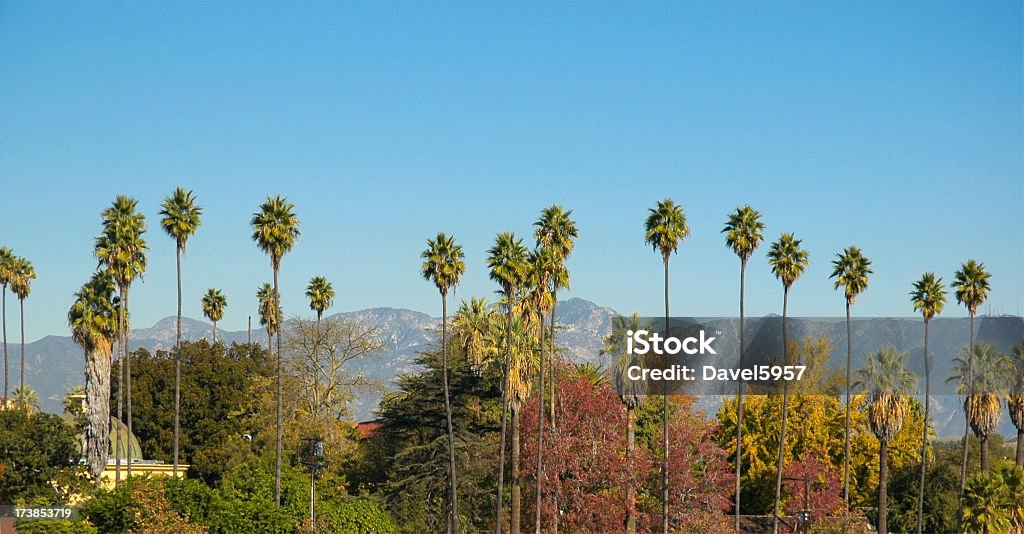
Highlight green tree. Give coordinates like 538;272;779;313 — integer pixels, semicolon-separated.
451;297;494;368
766;232;808;533
951;259;992;508
855;346;917;534
421;232;466;534
95;195;148;482
722;205;765;531
602;312;653;533
201;288;227;343
486;231;529;534
159;187;202;478
0;246;14;399
644;198;689;534
68;270;119;481
251;195;300;506
830;244;872;509
947;342;1008;474
257;283;279;354
909;271;946;534
11;385;39;412
0;408;81;503
10;256;35;392
305;276;334;324
1007;338;1024;467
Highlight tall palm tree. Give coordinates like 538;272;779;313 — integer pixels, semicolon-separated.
257;283;279;355
159;187;202;477
910;272;946;534
767;232;808;533
452;297;494;368
68;270;119;481
533;206;578;426
602;312;652;534
947;342;1007;473
95;195;147;482
855;346;917;534
305;276;334;325
644;198;689;534
487;231;528;534
421;232;466;534
251;195;300;506
10;257;34;392
0;247;14;400
830;245;872;508
951;259;992;505
201;289;227;343
723;205;765;529
1008;339;1024;467
505;313;539;534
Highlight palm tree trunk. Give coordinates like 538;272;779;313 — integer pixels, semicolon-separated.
274;266;283;507
1016;429;1023;467
115;312;123;485
19;298;25;392
86;345;112;482
916;318;930;534
123;287;133;479
735;258;746;532
626;405;636;534
213;321;218;345
534;309;545;534
772;286;790;534
549;288;560;534
2;286;7;400
981;435;990;473
496;291;513;534
441;294;459;534
879;440;889;534
958;313;975;527
511;406;521;534
662;255;670;534
174;246;182;478
843;300;852;510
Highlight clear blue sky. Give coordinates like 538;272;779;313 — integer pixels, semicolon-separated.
1;1;1021;343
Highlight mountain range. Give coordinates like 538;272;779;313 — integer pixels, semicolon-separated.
8;297;1023;438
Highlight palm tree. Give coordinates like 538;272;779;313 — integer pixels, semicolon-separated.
68;270;119;481
644;198;689;534
533;206;578;426
257;283;279;355
951;259;992;504
305;276;334;325
10;257;34;392
506;314;539;534
452;297;494;368
201;288;227;343
95;195;147;482
251;195;300;506
421;232;466;534
767;232;808;533
11;385;40;413
723;205;764;529
909;272;946;534
830;245;872;508
159;187;202;478
1008;339;1024;467
947;342;1008;474
487;231;528;534
602;312;652;534
855;346;917;534
0;247;14;400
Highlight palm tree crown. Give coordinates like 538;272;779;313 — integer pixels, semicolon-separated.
159;188;202;252
452;297;494;368
644;198;689;261
68;271;119;353
202;288;227;324
305;276;334;321
722;204;765;262
767;233;809;289
0;247;14;289
251;196;300;271
952;260;992;315
486;232;529;300
9;257;34;301
95;195;148;287
256;283;280;337
948;343;1009;441
911;272;946;320
534;204;579;260
602;312;653;411
421;233;465;298
856;346;918;442
830;245;873;305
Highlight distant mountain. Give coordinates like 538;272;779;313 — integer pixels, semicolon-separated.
11;300;1024;438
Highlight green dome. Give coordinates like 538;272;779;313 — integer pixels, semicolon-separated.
108;417;143;460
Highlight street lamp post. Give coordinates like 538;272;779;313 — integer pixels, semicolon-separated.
302;436;325;533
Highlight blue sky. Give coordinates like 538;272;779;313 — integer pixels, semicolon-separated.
1;1;1021;343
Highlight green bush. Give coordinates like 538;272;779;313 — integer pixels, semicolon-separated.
318;498;396;534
